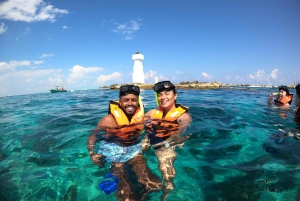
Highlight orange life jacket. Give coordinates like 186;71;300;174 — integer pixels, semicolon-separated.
106;100;144;143
152;104;188;121
274;94;293;105
152;104;188;137
109;100;143;125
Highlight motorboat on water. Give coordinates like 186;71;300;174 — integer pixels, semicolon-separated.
50;86;67;93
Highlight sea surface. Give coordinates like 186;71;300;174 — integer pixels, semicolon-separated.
1;88;300;201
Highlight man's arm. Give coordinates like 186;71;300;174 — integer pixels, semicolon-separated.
87;126;107;167
98;114;118;127
87;114;117;167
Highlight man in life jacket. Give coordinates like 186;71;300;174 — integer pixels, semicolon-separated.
267;85;293;106
87;85;162;201
142;81;192;200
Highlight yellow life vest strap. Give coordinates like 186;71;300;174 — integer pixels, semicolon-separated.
152;104;188;121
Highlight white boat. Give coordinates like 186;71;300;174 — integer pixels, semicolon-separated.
248;85;261;88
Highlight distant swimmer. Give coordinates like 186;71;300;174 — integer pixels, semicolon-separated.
267;85;293;106
294;84;300;125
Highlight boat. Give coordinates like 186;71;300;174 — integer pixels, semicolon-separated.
50;86;67;93
248;84;261;88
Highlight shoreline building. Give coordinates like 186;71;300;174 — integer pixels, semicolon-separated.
132;52;145;84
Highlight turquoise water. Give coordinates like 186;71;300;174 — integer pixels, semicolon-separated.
1;88;300;201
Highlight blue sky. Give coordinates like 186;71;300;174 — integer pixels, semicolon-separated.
0;0;299;96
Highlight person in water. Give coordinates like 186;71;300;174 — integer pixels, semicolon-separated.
87;85;162;201
267;85;293;106
142;81;192;200
294;84;300;123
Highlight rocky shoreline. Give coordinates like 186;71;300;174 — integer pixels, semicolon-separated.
103;81;222;90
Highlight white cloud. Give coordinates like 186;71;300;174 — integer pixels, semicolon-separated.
201;72;213;79
67;65;104;84
144;70;157;81
0;0;68;22
62;25;67;30
33;60;43;65
158;75;168;81
0;21;7;34
0;60;43;71
176;71;184;74
270;68;279;79
96;72;123;84
256;70;265;79
112;19;142;40
39;53;54;58
0;68;62;96
248;69;265;80
48;77;64;86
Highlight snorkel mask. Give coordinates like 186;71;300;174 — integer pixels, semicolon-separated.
153;81;177;94
119;85;140;97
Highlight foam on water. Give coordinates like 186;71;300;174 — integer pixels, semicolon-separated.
0;88;299;201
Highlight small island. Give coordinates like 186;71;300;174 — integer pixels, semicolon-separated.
105;81;222;90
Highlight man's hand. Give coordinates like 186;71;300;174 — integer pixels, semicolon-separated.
141;136;150;152
90;154;106;167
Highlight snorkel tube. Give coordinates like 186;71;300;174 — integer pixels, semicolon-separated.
155;76;159;106
138;95;144;115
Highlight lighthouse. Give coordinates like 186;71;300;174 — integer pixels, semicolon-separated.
132;52;145;84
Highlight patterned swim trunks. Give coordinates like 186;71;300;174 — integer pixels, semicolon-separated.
97;141;142;163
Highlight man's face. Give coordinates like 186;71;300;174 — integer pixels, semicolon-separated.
119;94;139;116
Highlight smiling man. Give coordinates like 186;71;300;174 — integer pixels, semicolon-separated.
87;85;162;201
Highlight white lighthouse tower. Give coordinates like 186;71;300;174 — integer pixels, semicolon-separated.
132;52;145;84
